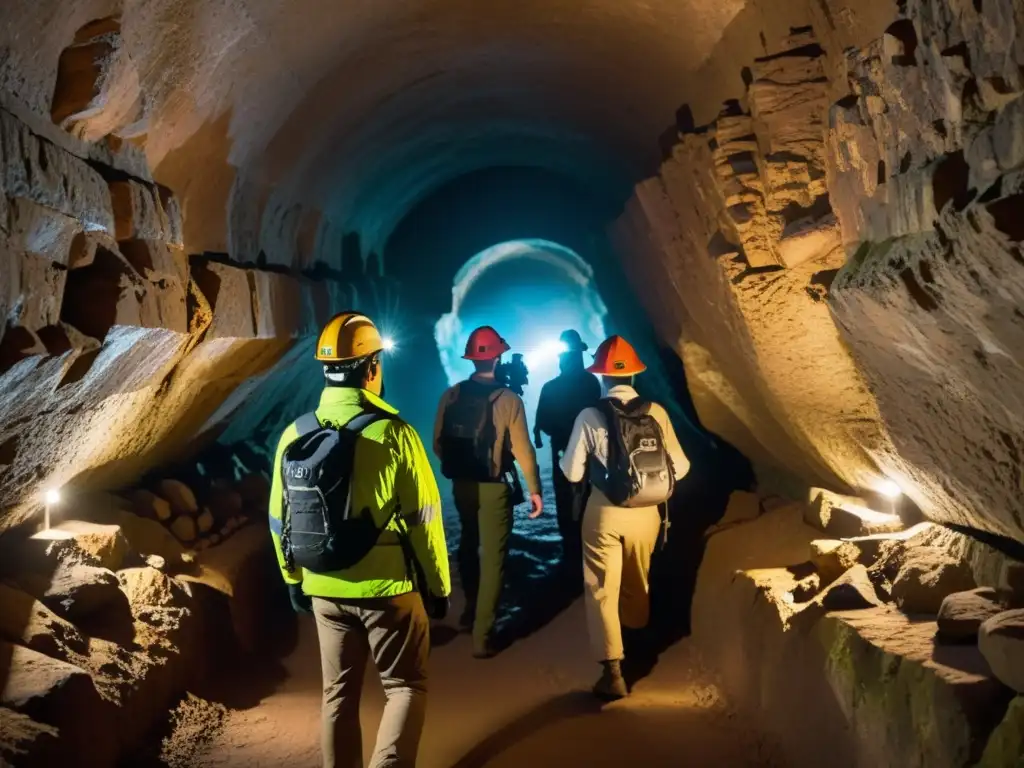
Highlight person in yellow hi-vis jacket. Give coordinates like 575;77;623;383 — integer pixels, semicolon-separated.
269;311;450;768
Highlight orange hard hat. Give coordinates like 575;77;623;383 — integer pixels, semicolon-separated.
587;335;647;376
463;326;511;361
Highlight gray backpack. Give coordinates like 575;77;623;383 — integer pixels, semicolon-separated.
280;410;393;573
596;398;674;508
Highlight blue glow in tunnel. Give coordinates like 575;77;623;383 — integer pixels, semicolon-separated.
434;239;608;413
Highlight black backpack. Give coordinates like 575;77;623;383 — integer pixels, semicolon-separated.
439;382;503;482
280;409;395;573
595;398;675;508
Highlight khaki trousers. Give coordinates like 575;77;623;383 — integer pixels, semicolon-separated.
582;496;661;662
312;593;429;768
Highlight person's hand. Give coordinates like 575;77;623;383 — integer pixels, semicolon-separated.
427;594;449;621
288;584;313;614
529;493;544;519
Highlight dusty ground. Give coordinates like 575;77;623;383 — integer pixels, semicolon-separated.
158;694;229;768
194;596;782;768
161;451;779;767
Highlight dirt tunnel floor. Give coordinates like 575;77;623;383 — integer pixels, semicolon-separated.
193;595;783;768
175;451;780;767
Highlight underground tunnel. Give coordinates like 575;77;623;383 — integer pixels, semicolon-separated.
1;0;1024;765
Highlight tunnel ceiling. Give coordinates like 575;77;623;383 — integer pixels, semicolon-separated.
3;0;745;256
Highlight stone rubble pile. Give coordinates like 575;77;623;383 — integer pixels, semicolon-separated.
119;441;272;553
696;491;1024;768
126;473;264;553
797;487;1024;684
0;491;285;766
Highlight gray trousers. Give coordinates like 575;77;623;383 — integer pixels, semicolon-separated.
312;593;429;768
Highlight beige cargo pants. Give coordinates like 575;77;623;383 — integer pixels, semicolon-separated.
581;495;661;662
312;593;429;768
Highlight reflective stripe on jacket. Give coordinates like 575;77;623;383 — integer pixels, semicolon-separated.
269;387;451;599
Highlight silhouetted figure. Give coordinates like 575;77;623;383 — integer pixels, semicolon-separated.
534;330;601;571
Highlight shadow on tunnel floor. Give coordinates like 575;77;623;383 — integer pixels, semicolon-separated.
193;585;298;710
492;562;582;653
448;691;603;768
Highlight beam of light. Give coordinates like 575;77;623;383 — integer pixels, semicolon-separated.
877;479;902;499
44;488;61;505
524;339;569;369
381;336;397;352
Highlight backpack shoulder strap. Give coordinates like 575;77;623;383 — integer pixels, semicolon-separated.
343;409;389;434
623;397;653;417
595;399;614;437
597;399;627;452
294;411;321;437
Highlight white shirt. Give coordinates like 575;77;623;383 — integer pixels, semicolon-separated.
560;385;690;487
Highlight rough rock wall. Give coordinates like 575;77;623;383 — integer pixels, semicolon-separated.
0;106;364;534
827;0;1024;540
612;29;890;495
612;1;1024;540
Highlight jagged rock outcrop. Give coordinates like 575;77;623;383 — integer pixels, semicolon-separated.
0;104;385;535
0;488;287;765
14;564;128;622
612;29;891;497
805;488;903;538
613;2;1024;543
0;642;115;768
49;17;142;144
810;539;863;584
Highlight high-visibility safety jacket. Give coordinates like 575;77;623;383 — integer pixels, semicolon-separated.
269;386;451;600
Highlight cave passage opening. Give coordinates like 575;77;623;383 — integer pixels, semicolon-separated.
434;238;608;416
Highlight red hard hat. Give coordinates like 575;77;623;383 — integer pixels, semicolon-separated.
463;326;511;361
587;335;647;376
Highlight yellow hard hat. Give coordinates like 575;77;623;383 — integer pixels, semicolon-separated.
315;312;384;363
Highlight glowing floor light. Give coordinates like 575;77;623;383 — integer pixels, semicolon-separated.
43;488;61;531
877;479;902;499
876;478;903;518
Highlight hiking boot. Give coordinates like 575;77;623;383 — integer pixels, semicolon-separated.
592;660;628;701
472;635;498;659
471;643;495;663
